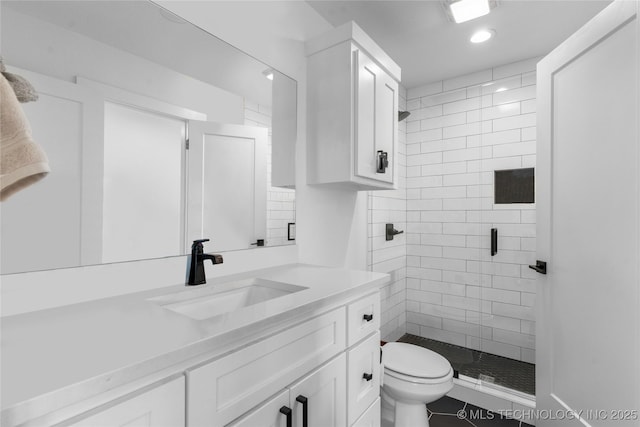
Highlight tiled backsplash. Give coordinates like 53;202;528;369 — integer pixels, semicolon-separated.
244;100;296;247
403;58;539;362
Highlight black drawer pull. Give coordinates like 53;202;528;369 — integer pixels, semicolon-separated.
279;406;292;427
296;395;308;427
363;313;373;322
363;372;373;381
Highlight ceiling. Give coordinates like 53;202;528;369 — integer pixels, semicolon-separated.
306;0;611;89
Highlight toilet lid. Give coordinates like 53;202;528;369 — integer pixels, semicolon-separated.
383;342;452;379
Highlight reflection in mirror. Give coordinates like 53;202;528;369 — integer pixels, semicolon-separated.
0;1;297;274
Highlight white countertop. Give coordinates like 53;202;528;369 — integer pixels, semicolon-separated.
0;263;388;423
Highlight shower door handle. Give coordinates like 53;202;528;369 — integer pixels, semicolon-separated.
529;260;547;274
491;228;498;256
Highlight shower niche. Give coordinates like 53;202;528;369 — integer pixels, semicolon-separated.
494;168;535;204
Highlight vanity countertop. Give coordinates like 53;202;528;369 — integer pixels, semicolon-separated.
0;263;388;424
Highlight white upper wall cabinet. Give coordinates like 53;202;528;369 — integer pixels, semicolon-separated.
306;22;401;190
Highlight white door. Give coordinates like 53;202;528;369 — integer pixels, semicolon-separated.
288;354;347;427
536;1;639;425
188;121;267;252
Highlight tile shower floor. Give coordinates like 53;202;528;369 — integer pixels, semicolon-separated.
398;334;536;396
427;396;533;427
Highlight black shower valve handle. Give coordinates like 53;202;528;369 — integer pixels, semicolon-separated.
529;260;547;274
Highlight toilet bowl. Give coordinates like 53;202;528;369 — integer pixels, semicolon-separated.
381;342;454;427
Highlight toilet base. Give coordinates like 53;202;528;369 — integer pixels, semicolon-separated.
381;388;430;427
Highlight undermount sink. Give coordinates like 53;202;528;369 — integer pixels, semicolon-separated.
149;278;307;320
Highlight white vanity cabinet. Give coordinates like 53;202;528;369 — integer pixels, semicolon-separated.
306;21;401;191
187;291;381;427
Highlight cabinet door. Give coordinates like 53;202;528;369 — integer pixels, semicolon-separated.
347;332;381;425
354;50;397;185
351;398;380;427
68;377;185;427
226;390;290;427
374;70;397;185
289;354;347;427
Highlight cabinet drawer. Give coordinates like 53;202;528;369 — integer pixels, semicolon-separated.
351;398;380;427
347;293;380;346
347;332;381;425
68;377;185;427
187;308;346;426
226;389;289;427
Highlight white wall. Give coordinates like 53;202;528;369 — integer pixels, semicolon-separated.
403;58;539;362
368;87;408;342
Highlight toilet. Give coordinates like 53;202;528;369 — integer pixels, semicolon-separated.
381;342;454;427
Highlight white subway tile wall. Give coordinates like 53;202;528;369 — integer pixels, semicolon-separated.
403;58;540;362
244;100;296;247
368;87;408;342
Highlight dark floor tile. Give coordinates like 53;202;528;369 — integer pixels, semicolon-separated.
461;403;521;427
427;396;467;415
398;334;535;395
428;413;475;427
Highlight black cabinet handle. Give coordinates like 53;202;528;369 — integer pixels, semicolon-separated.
279;406;292;427
491;228;498;256
529;260;547;274
296;395;308;427
363;372;373;381
377;150;389;173
363;313;373;322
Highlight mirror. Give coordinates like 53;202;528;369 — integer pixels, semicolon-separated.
0;1;297;274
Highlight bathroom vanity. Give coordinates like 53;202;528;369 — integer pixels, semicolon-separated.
0;265;388;427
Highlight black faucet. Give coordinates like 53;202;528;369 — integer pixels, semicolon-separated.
186;239;223;286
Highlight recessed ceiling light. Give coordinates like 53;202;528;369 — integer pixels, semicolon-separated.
470;29;494;44
450;0;491;24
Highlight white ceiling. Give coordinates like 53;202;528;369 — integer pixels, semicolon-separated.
306;0;611;89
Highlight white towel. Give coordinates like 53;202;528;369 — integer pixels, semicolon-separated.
0;73;49;201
